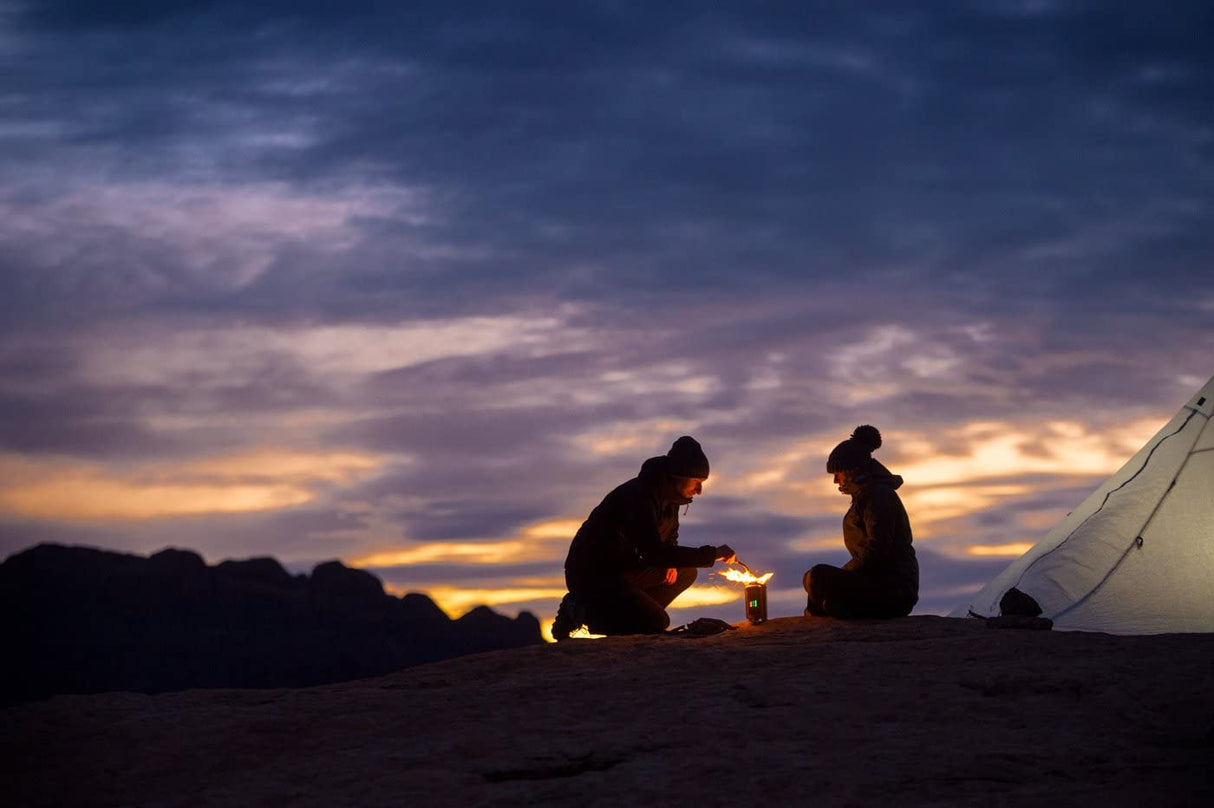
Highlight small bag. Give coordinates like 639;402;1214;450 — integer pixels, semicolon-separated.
667;617;737;637
986;587;1052;630
999;587;1043;617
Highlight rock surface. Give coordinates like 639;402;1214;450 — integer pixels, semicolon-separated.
0;543;542;703
2;616;1211;807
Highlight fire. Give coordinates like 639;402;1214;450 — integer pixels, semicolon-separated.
719;566;773;586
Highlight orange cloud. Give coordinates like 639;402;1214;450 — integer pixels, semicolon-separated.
0;448;386;522
520;518;583;540
346;516;581;570
965;543;1036;557
187;449;387;484
407;584;568;617
892;418;1159;487
572;419;686;456
352;541;533;567
0;475;311;521
674;583;745;609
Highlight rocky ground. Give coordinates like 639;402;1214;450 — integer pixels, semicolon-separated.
3;616;1211;807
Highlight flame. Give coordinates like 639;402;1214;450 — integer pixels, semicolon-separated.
719;567;773;586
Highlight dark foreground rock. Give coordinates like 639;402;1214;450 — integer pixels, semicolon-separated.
1;616;1210;807
0;543;541;703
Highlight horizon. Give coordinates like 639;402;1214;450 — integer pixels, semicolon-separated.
1;2;1211;640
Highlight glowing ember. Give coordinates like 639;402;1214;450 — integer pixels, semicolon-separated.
719;566;773;586
569;626;606;640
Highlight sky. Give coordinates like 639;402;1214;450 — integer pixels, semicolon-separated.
2;1;1212;638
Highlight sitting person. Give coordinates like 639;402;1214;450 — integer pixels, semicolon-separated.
804;425;918;618
552;436;736;640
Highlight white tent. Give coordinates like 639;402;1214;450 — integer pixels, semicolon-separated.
951;375;1214;634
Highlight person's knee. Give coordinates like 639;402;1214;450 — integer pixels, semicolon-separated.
621;606;669;635
588;590;671;635
804;564;836;597
675;567;698;590
639;587;675;632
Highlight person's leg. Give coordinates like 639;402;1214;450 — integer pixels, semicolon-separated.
804;564;841;615
577;567;705;635
641;567;698;609
583;583;672;635
552;591;588;641
869;588;916;618
805;565;910;618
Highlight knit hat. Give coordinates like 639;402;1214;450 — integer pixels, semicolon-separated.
666;435;710;479
826;425;882;473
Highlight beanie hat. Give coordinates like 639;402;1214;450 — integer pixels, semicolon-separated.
826;425;882;473
666;435;710;479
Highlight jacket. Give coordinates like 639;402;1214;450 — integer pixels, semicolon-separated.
841;462;918;601
564;455;717;593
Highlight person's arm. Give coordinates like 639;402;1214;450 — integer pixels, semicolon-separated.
637;534;718;568
666;541;735;581
627;497;719;569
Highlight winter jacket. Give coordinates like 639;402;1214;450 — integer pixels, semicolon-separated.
840;463;918;602
564;455;718;594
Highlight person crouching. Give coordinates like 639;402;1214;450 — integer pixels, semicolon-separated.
804;425;918;619
552;436;736;640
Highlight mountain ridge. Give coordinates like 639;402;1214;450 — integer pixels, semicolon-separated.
0;542;542;703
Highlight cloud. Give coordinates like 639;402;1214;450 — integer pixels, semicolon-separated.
6;4;1210;310
0;181;429;326
0;2;1210;632
76;311;585;387
0;449;386;521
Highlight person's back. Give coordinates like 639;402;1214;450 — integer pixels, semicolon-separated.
564;456;681;594
804;425;918;618
841;462;917;604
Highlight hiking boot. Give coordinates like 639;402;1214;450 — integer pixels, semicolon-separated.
552;593;585;642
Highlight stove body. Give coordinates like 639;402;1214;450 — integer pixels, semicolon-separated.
744;582;768;624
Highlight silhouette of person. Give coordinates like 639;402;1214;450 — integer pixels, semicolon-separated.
804;425;918;618
552;436;736;639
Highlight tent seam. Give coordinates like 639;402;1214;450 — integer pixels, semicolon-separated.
1007;407;1199;598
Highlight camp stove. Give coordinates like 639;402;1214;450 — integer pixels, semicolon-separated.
721;561;773;625
744;582;768;624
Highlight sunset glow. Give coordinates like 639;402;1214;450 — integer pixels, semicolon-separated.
403;584;568;616
966;543;1036;557
0;477;313;521
520;519;584;540
671;585;743;609
573;420;687;456
0;450;385;521
1;1;1209;633
352;541;534;568
891;419;1161;487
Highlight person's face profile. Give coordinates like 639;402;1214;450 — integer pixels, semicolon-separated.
673;476;705;500
833;471;859;495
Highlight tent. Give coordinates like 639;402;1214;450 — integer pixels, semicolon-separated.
951;375;1214;634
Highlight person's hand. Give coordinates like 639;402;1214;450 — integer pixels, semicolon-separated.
716;544;737;564
664;568;678;585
